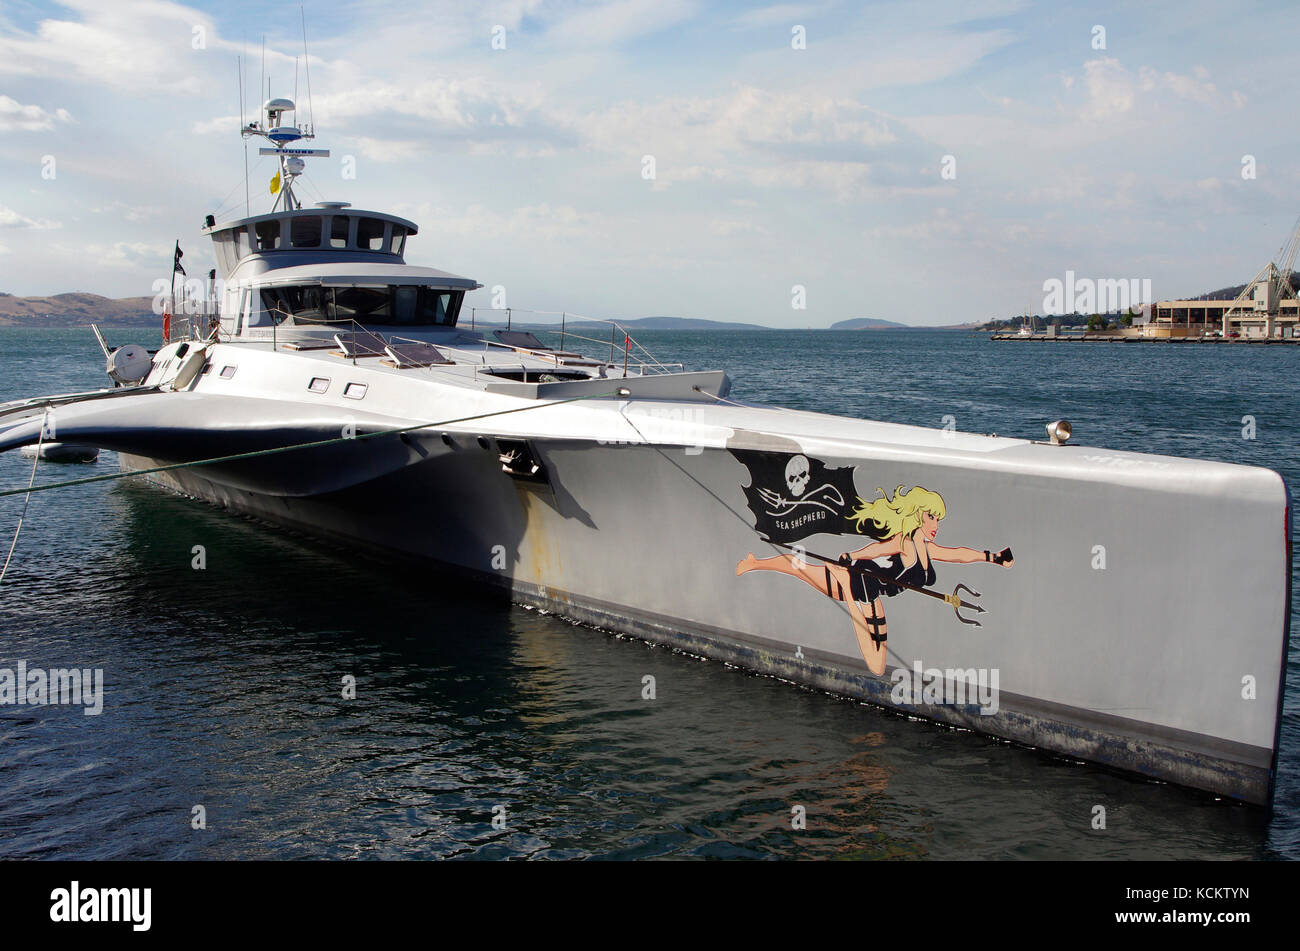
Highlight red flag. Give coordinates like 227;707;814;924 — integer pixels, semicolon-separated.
162;307;171;343
624;332;630;353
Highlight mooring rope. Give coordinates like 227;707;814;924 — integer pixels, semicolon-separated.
0;390;621;501
0;412;49;588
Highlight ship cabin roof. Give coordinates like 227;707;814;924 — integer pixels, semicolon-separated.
202;203;420;278
248;261;480;290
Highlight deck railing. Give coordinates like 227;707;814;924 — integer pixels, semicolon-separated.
192;301;685;377
468;308;683;376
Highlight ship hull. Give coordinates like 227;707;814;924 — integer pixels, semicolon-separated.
119;423;1291;806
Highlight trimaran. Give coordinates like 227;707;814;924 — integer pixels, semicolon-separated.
0;96;1290;807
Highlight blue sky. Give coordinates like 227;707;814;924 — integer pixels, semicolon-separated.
1;0;1296;326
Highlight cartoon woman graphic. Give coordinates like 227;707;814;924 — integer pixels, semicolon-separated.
736;485;1013;676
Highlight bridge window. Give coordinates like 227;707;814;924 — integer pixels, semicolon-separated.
255;219;280;250
259;284;464;327
235;227;253;259
261;285;330;324
291;216;323;248
329;216;350;248
389;225;407;256
357;217;387;251
333;286;391;322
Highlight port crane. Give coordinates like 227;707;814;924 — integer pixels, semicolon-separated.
1219;213;1300;335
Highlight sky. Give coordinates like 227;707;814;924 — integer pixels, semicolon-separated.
0;0;1297;327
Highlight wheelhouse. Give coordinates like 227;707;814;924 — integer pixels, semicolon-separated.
203;203;417;277
202;202;481;340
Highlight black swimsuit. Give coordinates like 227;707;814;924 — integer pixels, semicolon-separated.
822;543;935;648
849;552;936;604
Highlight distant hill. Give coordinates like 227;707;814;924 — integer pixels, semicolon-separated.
0;296;776;332
1187;271;1300;301
829;317;911;330
0;295;966;332
621;315;769;330
0;292;155;327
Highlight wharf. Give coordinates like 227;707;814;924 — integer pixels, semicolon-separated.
990;332;1300;344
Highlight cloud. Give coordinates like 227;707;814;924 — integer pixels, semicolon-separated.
395;201;612;243
0;205;60;230
577;85;900;195
731;4;824;30
1138;65;1216;104
73;240;176;271
0;0;226;95
0;95;73;131
90;201;168;223
543;0;698;47
1079;57;1135;121
345;137;429;163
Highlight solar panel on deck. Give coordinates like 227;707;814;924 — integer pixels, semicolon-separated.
332;331;388;358
493;330;549;350
383;343;453;368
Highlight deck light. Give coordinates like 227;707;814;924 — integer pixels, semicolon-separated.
1046;420;1072;445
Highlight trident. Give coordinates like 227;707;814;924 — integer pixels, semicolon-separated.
773;542;988;627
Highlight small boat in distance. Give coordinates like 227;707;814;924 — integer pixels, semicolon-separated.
0;97;1290;807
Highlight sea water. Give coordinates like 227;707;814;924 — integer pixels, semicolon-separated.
0;326;1295;859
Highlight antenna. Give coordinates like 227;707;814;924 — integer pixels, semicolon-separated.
301;6;315;133
238;54;250;215
238;21;327;216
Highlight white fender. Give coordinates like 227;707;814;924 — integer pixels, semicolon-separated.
169;342;214;391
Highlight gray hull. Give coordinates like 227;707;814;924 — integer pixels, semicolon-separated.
119;425;1291;806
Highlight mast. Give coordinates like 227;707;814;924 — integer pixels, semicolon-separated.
241;97;328;212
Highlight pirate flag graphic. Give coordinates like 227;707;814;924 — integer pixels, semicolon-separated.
730;449;861;543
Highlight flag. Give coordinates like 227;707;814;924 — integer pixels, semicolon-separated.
730;449;862;543
270;171;281;195
172;241;185;277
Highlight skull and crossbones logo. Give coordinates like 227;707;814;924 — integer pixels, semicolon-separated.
785;455;811;497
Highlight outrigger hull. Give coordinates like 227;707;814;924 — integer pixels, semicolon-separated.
89;396;1288;807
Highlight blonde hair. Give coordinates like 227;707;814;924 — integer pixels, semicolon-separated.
849;485;946;539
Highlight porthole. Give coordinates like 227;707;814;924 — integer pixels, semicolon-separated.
308;376;330;393
343;382;367;400
219;365;237;379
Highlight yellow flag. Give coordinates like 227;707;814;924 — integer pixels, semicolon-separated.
270;171;281;195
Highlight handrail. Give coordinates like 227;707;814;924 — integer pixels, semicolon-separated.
208;300;686;377
470;307;679;375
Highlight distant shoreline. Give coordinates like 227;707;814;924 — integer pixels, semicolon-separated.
0;292;981;331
